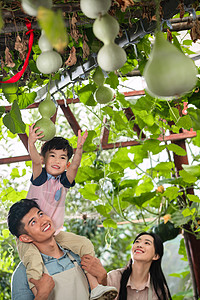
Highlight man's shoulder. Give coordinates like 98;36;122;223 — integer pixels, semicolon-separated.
12;262;34;300
12;261;26;277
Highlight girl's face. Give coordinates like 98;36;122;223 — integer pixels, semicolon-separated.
132;234;159;263
43;149;68;176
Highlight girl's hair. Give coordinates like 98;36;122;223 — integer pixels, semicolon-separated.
118;232;172;300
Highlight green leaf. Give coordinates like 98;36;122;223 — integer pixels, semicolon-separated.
79;184;99;201
166;143;186;156
2;229;9;239
143;139;165;155
18;92;37;109
179;169;197;183
0;106;5;117
187;107;200;130
171;210;191;227
187;194;200;203
123;191;157;207
115;91;129;106
3;100;26;134
95;204;111;217
169;107;180;123
78;84;97;106
176;115;192;130
154;162;175;177
10;168;20;179
105;72;119;89
37;7;68;52
103;218;117;229
76;166;104;183
119;62;135;75
182;207;196;217
163;186;180;201
182;164;200;177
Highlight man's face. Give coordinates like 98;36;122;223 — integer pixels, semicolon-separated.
43;149;68;176
19;207;55;244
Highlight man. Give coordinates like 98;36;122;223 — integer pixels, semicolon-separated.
7;199;112;300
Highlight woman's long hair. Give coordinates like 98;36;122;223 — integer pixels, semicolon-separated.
118;232;172;300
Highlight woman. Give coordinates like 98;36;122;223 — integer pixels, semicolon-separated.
107;232;172;300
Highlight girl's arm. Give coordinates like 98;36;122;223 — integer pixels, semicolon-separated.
28;124;44;180
66;130;88;184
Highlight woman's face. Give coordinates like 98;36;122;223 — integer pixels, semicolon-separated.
132;234;159;263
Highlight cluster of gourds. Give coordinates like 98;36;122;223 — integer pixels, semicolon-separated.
143;31;198;99
34;91;56;141
80;0;126;72
92;67;113;104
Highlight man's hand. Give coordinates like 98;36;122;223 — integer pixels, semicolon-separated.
29;274;55;300
77;129;88;150
29;123;44;145
81;254;107;285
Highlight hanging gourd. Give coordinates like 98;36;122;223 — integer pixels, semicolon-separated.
93;14;127;71
36;31;62;74
80;0;111;19
21;0;52;17
92;66;105;86
143;31;198;99
34;91;56;141
92;66;113;104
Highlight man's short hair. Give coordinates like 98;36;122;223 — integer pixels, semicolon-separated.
40;137;73;160
7;199;40;238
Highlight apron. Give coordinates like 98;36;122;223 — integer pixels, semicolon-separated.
44;252;90;300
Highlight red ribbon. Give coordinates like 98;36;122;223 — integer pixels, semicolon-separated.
0;19;34;84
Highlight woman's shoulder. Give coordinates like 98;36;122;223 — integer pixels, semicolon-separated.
107;267;126;283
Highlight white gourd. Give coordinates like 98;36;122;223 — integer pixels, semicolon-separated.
93;14;119;44
80;0;111;19
36;31;62;74
143;31;198;99
97;43;127;72
93;13;127;71
21;0;52;17
38;30;53;52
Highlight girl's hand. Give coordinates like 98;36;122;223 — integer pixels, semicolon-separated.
29;123;44;144
77;129;88;149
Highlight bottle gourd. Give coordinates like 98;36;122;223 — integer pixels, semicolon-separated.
143;31;198;99
36;31;62;74
34;91;56;141
80;0;126;71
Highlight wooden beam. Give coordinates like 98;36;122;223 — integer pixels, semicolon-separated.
60;105;81;135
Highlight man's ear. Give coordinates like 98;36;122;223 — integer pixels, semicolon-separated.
19;234;33;243
153;253;160;261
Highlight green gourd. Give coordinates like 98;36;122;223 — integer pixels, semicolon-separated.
38;91;56;118
35;117;56;141
92;67;105;86
143;31;198;99
34;92;56;141
95;85;113;104
93;14;126;71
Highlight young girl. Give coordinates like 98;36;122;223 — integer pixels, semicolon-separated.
17;124;117;300
107;232;172;300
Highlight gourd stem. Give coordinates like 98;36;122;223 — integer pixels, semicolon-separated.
155;0;161;32
48;74;52;93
